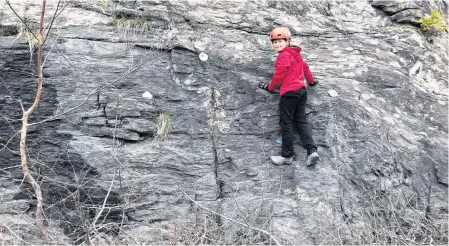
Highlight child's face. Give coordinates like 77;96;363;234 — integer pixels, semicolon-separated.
272;39;288;52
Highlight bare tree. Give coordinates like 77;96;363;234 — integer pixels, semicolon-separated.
6;0;48;237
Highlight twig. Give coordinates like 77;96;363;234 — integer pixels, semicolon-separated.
182;190;281;245
42;0;68;46
0;75;21;104
4;0;38;40
42;28;60;67
0;222;33;245
0;130;19;152
91;168;117;228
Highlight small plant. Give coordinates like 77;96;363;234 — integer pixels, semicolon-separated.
99;0;109;11
155;110;172;141
127;17;147;25
107;16;147;26
14;23;41;52
420;9;447;32
107;18;119;26
108;15;150;47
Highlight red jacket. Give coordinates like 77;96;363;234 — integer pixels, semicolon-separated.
268;46;316;95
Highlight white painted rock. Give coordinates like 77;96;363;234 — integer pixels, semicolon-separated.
328;89;339;97
199;52;208;61
142;91;153;99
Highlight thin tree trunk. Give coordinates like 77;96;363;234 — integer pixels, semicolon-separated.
19;0;47;237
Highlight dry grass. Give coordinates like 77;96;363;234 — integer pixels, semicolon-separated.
155;111;172;141
14;23;41;52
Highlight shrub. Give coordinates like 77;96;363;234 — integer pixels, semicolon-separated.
107;17;147;26
127;17;147;25
420;9;447;32
107;18;119;26
15;23;41;51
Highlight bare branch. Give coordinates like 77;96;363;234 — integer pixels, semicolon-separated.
4;0;39;40
181;190;281;245
15;0;48;237
42;27;60;67
43;0;71;46
0;221;33;245
42;0;62;45
91;168;117;228
0;130;20;153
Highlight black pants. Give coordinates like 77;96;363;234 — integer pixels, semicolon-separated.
279;88;317;158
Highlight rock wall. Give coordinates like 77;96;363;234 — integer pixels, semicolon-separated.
0;0;447;244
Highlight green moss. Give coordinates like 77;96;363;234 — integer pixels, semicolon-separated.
160;109;170;116
420;9;447;32
107;18;119;26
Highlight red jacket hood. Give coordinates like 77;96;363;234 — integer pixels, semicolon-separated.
281;46;302;61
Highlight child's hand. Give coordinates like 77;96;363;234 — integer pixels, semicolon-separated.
308;80;319;86
259;81;269;91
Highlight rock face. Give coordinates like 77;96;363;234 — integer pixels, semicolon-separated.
0;0;447;244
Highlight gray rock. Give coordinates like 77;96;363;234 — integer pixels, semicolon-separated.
391;9;423;26
409;61;423;76
370;0;419;15
0;0;447;245
122;118;157;134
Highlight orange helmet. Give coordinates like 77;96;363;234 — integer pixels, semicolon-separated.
269;27;291;41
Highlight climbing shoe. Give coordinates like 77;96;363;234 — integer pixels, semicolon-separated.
270;155;293;165
306;152;319;166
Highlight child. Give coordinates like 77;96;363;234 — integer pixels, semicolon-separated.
259;27;319;166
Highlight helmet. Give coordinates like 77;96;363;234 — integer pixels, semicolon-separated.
269;27;291;41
